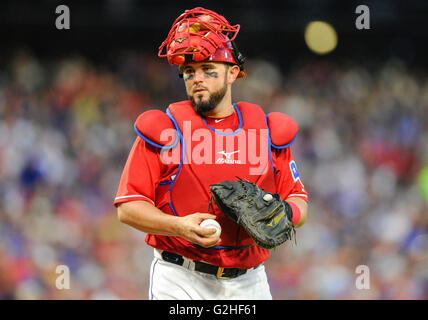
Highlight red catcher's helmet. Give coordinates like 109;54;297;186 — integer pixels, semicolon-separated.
158;7;246;78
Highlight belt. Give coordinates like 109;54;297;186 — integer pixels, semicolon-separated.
157;250;260;279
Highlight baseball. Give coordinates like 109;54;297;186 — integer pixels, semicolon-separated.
200;219;221;237
263;193;273;201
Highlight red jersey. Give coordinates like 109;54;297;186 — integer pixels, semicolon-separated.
114;101;308;268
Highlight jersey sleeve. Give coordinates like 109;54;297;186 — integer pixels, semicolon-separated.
272;147;308;202
114;137;162;207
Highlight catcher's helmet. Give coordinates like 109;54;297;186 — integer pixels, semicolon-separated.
158;7;246;78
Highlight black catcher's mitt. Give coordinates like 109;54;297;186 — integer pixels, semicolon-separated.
209;178;296;249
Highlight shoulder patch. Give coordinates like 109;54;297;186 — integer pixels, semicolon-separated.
134;109;178;149
267;112;298;148
289;160;300;182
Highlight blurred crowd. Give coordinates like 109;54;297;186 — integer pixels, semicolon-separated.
0;49;427;299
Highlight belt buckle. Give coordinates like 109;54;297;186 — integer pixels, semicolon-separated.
216;267;230;279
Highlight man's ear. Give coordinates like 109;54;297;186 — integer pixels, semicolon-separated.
227;64;240;84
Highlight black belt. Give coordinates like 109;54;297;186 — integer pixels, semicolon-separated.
161;251;259;279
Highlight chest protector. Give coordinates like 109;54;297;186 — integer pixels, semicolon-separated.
135;100;295;268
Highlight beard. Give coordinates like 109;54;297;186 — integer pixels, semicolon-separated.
189;79;228;116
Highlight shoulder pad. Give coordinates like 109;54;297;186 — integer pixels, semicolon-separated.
267;112;298;148
134;109;178;149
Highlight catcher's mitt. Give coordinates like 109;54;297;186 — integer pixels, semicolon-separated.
209;178;296;249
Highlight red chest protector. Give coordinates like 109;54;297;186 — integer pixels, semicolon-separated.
134;100;296;268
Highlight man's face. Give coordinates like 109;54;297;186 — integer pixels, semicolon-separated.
181;62;229;115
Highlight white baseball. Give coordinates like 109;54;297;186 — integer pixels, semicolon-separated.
263;193;273;201
200;219;221;237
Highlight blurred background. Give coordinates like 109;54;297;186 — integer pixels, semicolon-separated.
0;0;427;299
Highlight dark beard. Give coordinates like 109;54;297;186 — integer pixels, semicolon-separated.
189;81;228;116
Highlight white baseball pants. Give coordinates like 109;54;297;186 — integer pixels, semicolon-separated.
149;249;272;300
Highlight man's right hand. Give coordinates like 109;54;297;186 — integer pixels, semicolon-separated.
118;201;220;247
176;213;221;248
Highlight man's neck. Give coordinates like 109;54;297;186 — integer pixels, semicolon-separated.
204;105;234;118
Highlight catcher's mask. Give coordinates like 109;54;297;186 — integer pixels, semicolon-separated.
158;7;246;78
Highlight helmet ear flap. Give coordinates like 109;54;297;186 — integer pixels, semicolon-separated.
230;40;246;78
231;41;245;70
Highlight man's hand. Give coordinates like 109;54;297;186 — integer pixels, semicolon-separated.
176;213;221;248
118;201;220;247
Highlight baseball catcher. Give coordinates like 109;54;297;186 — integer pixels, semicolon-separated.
115;7;308;300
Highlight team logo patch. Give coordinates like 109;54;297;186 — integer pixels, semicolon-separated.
289;160;300;182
